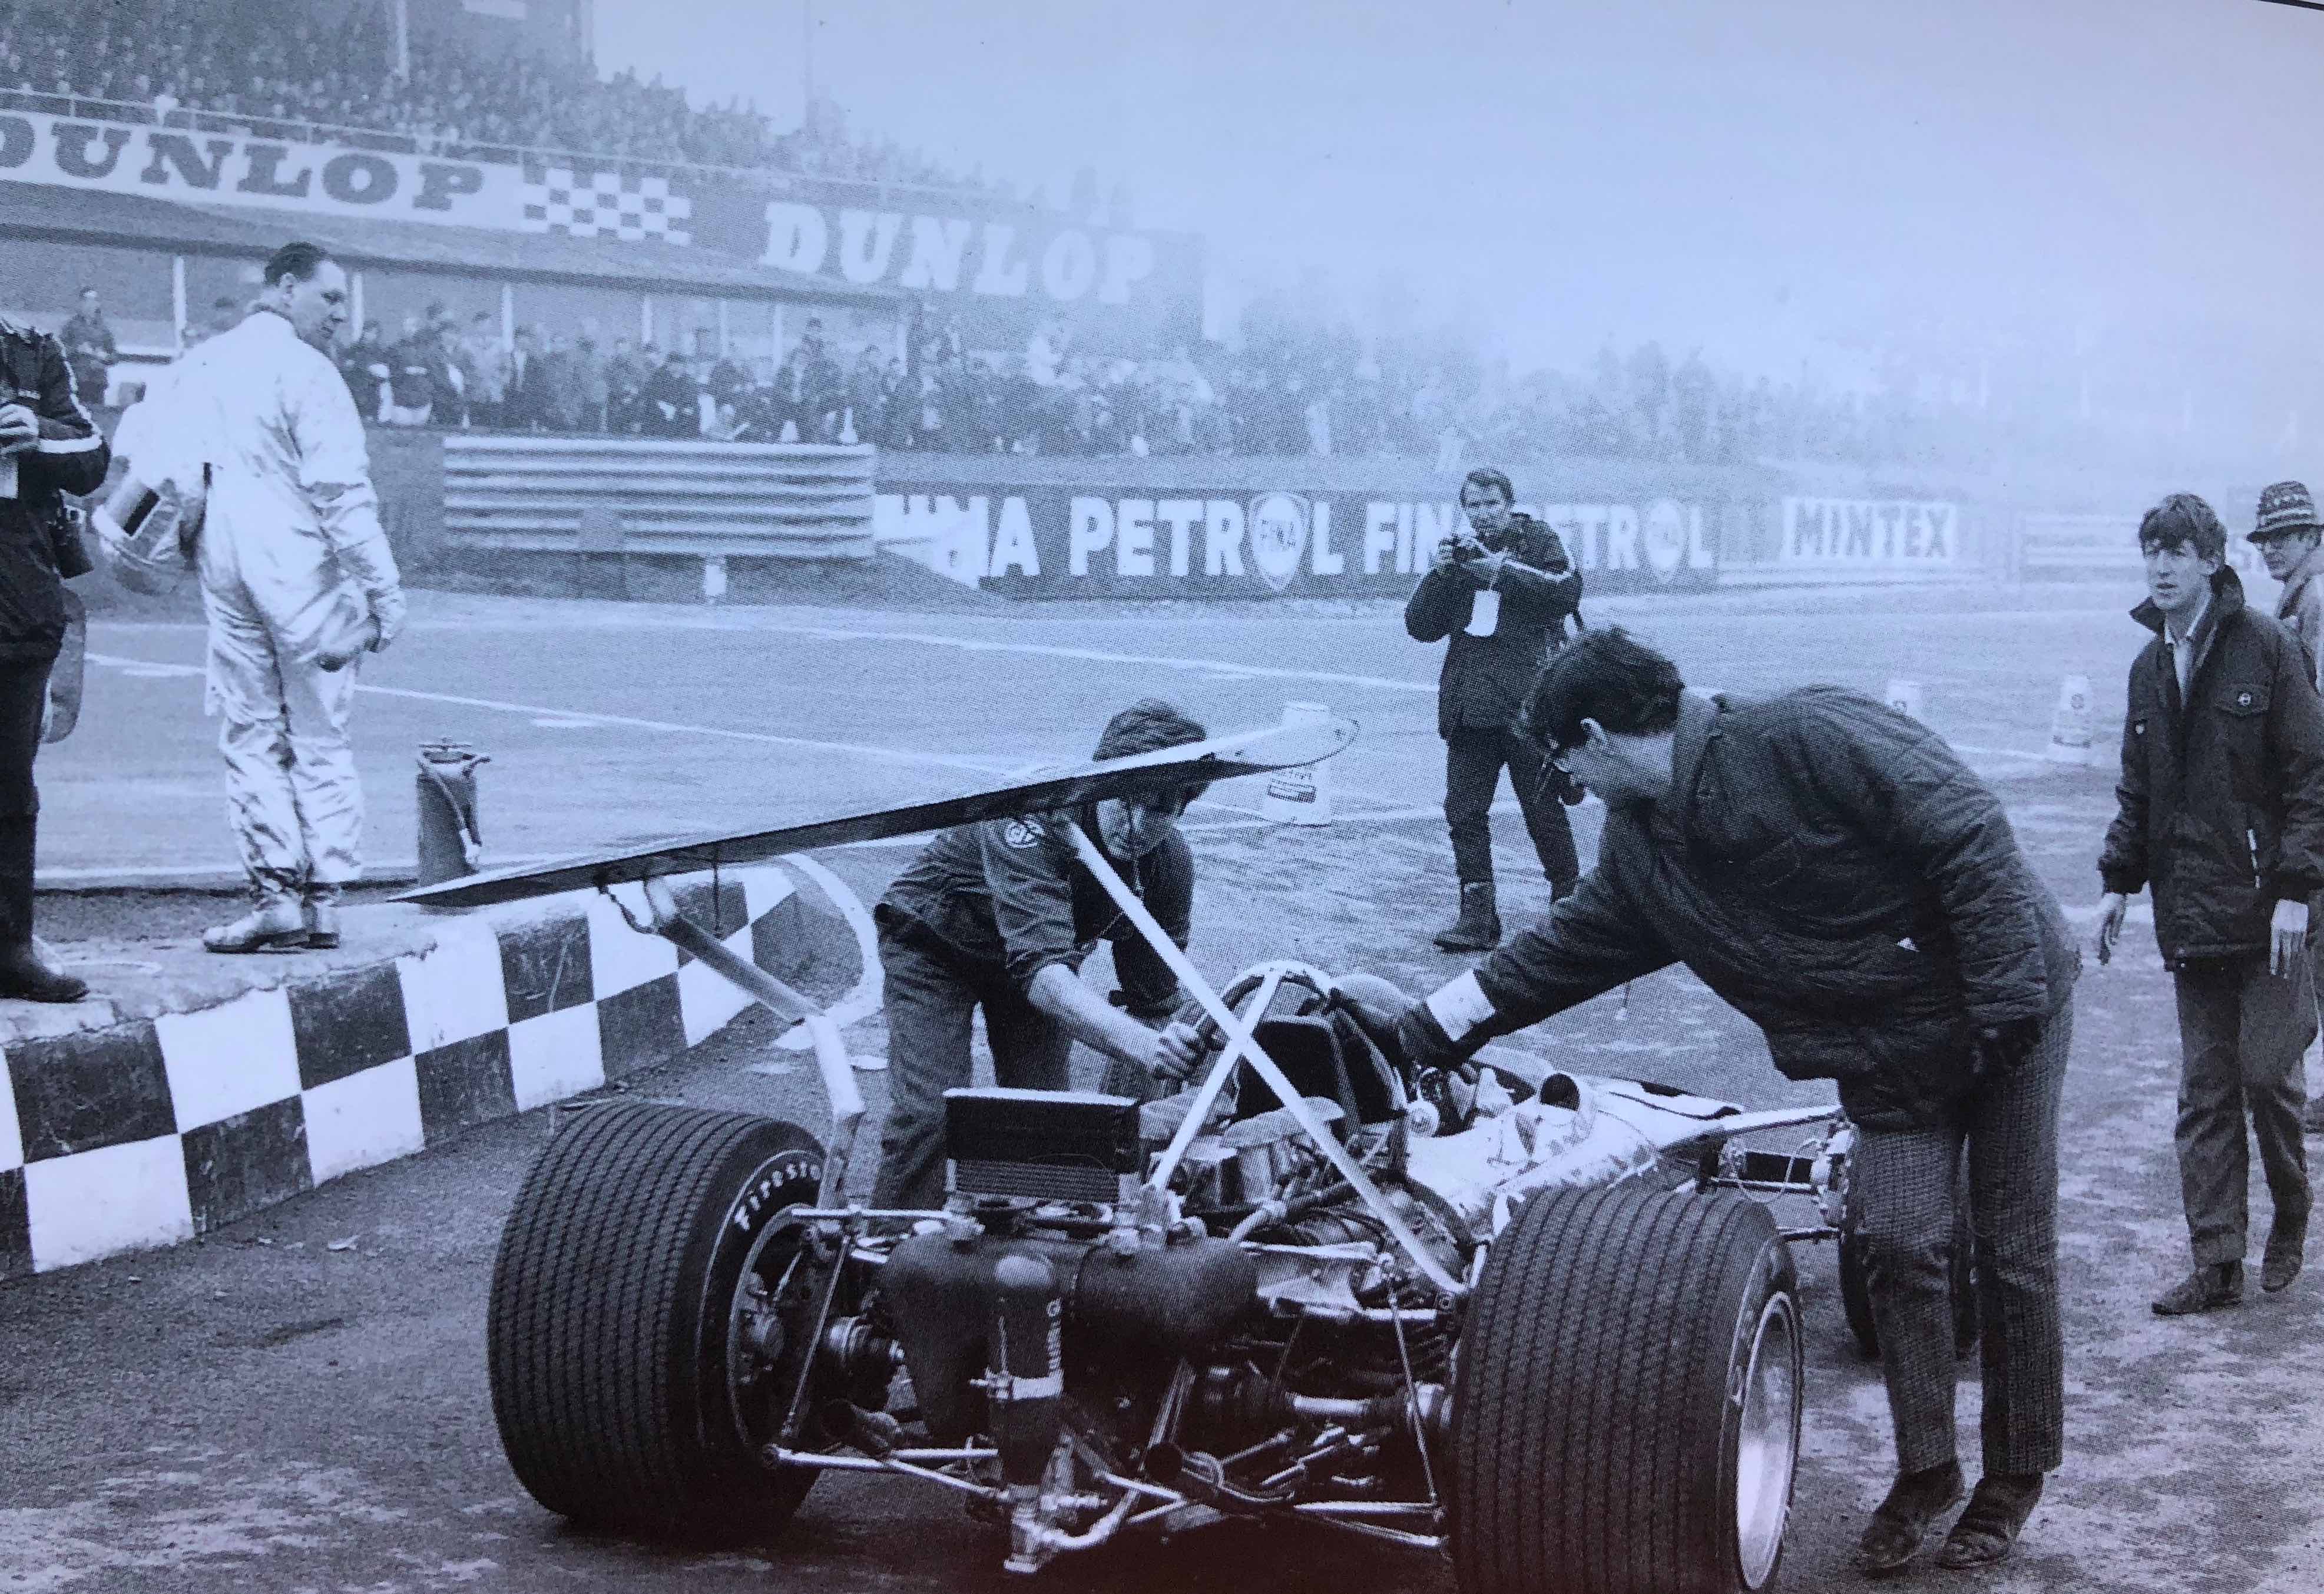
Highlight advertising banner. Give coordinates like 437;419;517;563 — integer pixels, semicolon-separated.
0;108;1206;353
874;480;1721;597
1777;497;1961;570
0;109;541;230
684;186;1204;355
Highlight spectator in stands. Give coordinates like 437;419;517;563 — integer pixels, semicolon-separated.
793;319;843;442
707;342;752;414
878;355;911;448
538;331;582;432
641;348;700;437
606;336;648;434
337;319;390;421
383;312;435;426
846;346;884;444
460;312;505;429
60;288;117;408
504;325;545;431
575;334;610;433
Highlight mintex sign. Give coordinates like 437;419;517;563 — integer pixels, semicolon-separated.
1779;498;1960;568
873;484;1720;597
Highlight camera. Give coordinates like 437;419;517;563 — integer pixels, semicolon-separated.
1444;531;1487;562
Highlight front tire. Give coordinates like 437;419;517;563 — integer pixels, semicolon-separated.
1450;1181;1802;1594
486;1102;830;1541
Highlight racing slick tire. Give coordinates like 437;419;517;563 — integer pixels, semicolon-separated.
1449;1181;1802;1594
487;1102;829;1542
1835;1148;1978;1362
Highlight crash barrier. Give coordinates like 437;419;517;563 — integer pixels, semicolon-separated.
2012;509;2270;586
1258;701;1337;825
0;865;851;1278
440;437;879;581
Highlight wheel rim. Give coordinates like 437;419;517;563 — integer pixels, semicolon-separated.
724;1212;814;1454
1733;1291;1801;1589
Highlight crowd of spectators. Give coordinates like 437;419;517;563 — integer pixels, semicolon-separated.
0;0;1012;193
281;289;1955;474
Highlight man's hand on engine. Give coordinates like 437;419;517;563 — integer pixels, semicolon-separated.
1147;1019;1206;1082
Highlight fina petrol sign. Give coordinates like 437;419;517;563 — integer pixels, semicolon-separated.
1778;498;1959;569
0;110;526;227
872;483;1720;597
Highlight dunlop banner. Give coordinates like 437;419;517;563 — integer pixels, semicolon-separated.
874;480;1721;597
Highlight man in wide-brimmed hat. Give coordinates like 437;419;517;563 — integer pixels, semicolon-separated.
2250;479;2324;1133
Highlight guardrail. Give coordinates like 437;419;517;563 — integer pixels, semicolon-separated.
441;436;877;563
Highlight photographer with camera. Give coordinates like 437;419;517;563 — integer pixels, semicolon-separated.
0;315;108;1001
1405;466;1584;950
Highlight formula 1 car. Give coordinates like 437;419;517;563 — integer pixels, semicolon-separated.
403;717;1867;1594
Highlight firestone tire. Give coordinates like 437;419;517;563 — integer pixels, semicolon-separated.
1835;1150;1978;1362
1450;1181;1803;1594
486;1101;828;1542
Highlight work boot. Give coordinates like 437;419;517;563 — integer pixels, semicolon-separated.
0;816;85;1001
204;892;309;954
1433;882;1500;952
303;886;343;950
2263;1211;2308;1294
0;940;87;1003
1934;1471;2044;1570
2151;1261;2243;1316
1852;1457;1966;1575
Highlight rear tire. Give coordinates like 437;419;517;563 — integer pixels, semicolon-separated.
1450;1181;1802;1594
1836;1149;1978;1361
487;1102;829;1541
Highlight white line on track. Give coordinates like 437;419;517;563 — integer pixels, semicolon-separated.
726;621;1441;695
83;652;1018;775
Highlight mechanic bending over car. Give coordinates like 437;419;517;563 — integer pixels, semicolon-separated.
1389;627;2078;1577
868;700;1210;1213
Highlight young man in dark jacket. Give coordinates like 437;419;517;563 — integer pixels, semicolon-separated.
1393;628;2077;1574
2096;493;2324;1314
868;700;1210;1212
1405;467;1583;951
0;316;110;1000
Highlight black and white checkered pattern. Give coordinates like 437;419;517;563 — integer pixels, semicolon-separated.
519;166;692;243
0;867;827;1278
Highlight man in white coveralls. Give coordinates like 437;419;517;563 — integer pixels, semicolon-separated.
167;241;408;952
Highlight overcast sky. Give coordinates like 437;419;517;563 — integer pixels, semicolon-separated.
590;1;2322;397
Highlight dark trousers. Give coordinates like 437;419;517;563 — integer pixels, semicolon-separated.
870;924;1072;1212
1852;1006;2070;1476
1443;726;1577;894
2170;956;2313;1266
0;657;54;944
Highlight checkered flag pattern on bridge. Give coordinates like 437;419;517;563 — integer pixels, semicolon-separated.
520;167;693;243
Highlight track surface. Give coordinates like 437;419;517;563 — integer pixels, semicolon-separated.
8;580;2323;1593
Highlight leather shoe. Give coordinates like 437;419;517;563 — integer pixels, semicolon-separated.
1853;1458;1965;1575
2151;1261;2243;1316
2263;1212;2308;1294
204;895;309;954
0;940;88;1003
1934;1471;2044;1569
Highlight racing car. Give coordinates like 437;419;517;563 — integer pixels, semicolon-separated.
404;717;1927;1594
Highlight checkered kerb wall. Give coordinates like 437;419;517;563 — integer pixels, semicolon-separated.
0;867;817;1278
519;165;692;242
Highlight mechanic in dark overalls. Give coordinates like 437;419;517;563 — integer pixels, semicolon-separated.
869;700;1209;1212
0;316;108;1002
